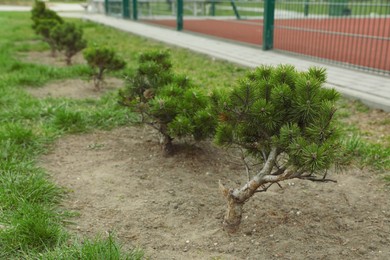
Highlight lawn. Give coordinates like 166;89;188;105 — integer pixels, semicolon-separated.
0;10;389;259
0;0;85;5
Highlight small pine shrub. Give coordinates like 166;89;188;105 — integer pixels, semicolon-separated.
50;22;87;65
31;0;63;34
83;46;126;90
119;50;215;155
34;19;62;57
215;65;342;232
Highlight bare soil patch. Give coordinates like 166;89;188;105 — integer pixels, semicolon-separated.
39;126;390;260
21;50;125;99
26;78;124;99
20;50;86;67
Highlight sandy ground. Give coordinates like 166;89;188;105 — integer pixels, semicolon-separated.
22;50;390;259
21;51;125;99
38;125;390;260
20;50;87;67
26;77;124;99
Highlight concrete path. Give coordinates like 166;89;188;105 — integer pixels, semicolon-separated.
1;5;389;111
68;13;390;111
0;3;85;12
63;13;390;112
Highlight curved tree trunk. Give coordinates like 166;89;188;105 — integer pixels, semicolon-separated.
94;67;105;91
65;55;72;66
159;123;174;156
50;47;57;58
219;147;279;232
223;191;245;233
162;134;173;156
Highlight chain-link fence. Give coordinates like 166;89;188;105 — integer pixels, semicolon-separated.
103;0;390;75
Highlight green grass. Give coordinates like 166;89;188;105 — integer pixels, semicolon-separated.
0;8;389;259
39;234;144;260
0;0;85;5
337;99;390;172
341;134;390;171
276;0;390;16
0;12;141;259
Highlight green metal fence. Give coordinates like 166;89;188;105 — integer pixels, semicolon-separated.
104;0;390;75
105;0;123;17
272;0;390;74
118;0;262;19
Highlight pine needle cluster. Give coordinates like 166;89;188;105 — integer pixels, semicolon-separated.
119;50;215;155
84;46;126;90
31;1;86;64
50;23;87;65
215;65;341;174
31;0;63;56
31;0;63;32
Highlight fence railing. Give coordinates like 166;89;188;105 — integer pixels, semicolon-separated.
117;0;263;19
105;0;123;16
273;0;390;74
103;0;390;75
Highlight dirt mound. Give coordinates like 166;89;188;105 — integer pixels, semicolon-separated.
39;126;390;260
19;50;125;100
19;50;86;67
26;78;124;99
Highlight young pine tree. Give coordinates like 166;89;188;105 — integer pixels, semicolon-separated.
84;46;126;90
31;0;63;57
215;65;342;232
31;0;63;34
50;22;87;65
34;19;62;57
119;50;215;155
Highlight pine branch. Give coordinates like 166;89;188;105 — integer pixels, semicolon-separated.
254;181;284;193
270;166;286;176
254;183;274;193
298;176;337;183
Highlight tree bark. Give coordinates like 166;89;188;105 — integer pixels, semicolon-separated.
50;47;57;58
65;55;72;66
162;134;173;156
159;123;173;156
220;183;245;233
94;67;105;91
220;147;279;233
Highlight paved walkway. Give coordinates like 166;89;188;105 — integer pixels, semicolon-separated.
63;13;390;112
1;5;389;111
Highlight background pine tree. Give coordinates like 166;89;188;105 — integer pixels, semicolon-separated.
50;22;87;65
31;0;63;57
119;50;216;155
84;46;126;90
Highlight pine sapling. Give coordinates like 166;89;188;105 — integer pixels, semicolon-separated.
84;46;126;90
31;0;63;57
50;22;87;65
215;65;342;232
119;50;215;155
34;19;62;57
31;0;63;34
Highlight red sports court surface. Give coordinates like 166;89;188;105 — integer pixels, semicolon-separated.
144;18;390;73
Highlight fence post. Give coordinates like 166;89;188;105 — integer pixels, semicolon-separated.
123;0;130;18
133;0;138;20
177;0;183;31
304;0;309;17
210;0;216;16
263;0;275;50
230;0;241;19
104;0;109;14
